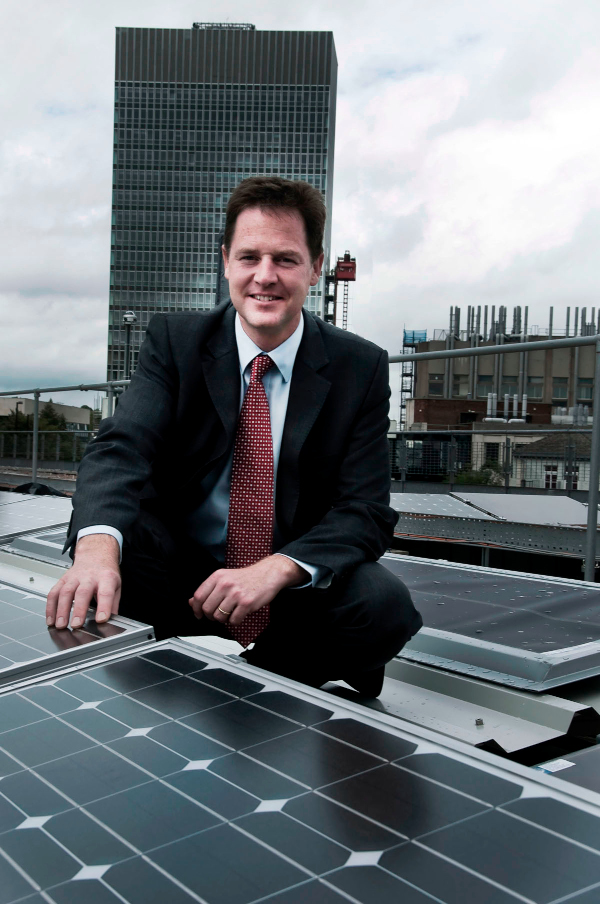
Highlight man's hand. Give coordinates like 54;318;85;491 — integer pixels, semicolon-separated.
189;555;307;627
46;535;121;630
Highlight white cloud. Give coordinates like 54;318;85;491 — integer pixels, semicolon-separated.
1;0;600;391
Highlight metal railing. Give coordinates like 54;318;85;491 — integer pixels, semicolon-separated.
2;332;600;579
390;333;600;580
0;381;129;483
389;429;591;491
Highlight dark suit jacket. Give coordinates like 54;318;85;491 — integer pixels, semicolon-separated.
67;302;398;578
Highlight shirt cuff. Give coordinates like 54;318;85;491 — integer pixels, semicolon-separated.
77;526;123;563
276;555;332;590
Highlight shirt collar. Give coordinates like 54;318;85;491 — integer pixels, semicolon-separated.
234;312;304;384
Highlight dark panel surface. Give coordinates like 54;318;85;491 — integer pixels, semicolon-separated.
1;645;600;904
421;808;600;901
382;556;600;651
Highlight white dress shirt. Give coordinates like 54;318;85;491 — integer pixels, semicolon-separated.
78;313;330;589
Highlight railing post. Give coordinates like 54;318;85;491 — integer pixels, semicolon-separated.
449;435;457;491
107;389;115;417
31;391;40;483
504;437;511;493
72;433;77;463
584;337;600;581
55;433;60;462
399;434;407;492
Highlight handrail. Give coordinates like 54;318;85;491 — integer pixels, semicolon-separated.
389;334;597;364
0;380;130;397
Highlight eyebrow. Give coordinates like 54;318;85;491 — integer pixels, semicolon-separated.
235;248;301;257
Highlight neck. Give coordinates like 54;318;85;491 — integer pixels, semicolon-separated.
239;315;301;352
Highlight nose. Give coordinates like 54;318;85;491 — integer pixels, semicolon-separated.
254;255;277;286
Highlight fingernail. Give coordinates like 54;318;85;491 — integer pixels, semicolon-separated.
56;617;65;628
46;617;53;626
97;611;107;622
71;617;82;628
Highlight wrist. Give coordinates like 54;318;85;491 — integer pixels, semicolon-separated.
271;554;308;588
75;534;120;567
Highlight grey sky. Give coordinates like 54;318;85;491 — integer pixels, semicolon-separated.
2;0;599;410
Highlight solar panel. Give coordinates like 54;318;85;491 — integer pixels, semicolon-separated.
537;746;600;795
382;553;600;690
0;492;33;507
0;583;153;689
390;493;494;520
5;527;71;566
452;492;593;527
0;639;599;903
0;496;72;542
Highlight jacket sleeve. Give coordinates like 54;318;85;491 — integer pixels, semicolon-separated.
65;314;177;551
275;349;398;579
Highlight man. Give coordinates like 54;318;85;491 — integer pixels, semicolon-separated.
46;177;421;695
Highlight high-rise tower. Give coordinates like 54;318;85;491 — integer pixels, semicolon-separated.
108;24;337;380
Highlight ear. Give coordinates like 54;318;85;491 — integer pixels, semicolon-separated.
221;245;230;279
310;252;325;286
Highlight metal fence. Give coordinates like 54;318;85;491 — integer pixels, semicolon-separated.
389;333;600;580
2;332;600;579
0;431;95;468
388;430;592;492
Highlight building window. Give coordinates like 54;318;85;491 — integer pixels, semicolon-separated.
545;465;558;489
485;442;500;464
578;378;593;401
476;375;493;399
552;377;568;400
527;376;543;399
429;374;444;396
452;374;468;398
501;380;518;398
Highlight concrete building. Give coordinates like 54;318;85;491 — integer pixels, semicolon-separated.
108;23;338;380
0;398;91;431
405;305;597;429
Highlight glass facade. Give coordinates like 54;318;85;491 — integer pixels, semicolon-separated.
108;26;337;380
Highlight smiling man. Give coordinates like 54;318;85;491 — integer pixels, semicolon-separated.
46;177;421;695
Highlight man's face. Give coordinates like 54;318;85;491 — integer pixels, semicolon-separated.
223;206;324;349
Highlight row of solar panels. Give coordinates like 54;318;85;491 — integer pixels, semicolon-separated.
1;491;600;901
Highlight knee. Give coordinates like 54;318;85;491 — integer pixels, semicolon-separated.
350;562;423;651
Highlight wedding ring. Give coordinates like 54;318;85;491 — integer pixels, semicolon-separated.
217;606;232;616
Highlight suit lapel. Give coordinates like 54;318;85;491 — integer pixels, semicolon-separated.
199;304;240;469
277;313;331;533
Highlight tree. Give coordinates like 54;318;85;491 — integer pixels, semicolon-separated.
40;400;67;431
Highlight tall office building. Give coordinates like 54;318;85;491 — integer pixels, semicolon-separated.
108;24;337;380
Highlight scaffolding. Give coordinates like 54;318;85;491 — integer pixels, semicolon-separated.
400;330;427;428
324;251;356;329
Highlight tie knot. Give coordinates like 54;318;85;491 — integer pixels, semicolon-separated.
251;354;275;382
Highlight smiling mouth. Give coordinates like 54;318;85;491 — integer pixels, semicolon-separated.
250;294;284;301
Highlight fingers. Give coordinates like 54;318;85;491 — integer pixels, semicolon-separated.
54;578;82;629
46;578;65;626
70;581;97;628
95;574;121;623
46;569;121;629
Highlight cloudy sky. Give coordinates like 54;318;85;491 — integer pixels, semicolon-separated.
2;0;599;411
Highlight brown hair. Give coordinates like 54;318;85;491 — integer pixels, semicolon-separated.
223;176;326;262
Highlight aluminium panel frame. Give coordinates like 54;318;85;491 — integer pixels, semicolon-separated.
0;581;154;691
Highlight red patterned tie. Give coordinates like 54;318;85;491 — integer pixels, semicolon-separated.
225;354;275;646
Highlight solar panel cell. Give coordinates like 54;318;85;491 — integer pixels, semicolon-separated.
420;808;600;901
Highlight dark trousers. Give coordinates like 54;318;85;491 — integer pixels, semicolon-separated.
119;510;422;688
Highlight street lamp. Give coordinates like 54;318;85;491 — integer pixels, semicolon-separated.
122;311;137;379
